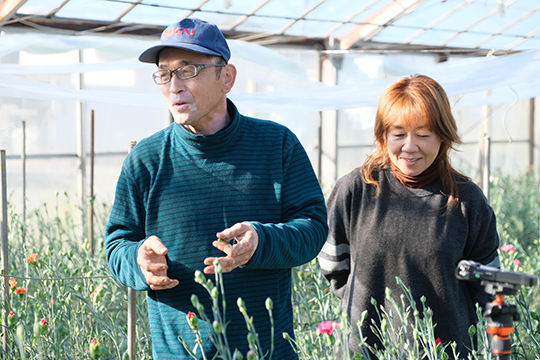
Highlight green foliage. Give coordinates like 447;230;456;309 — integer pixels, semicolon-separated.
489;170;540;249
1;171;539;359
3;192;152;359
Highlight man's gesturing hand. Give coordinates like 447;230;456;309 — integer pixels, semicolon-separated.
204;222;259;274
137;235;179;290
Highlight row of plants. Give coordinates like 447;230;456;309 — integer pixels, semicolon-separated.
1;171;539;359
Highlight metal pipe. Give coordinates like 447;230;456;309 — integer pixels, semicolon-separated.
127;140;137;360
21;120;26;243
89;110;95;257
0;150;10;354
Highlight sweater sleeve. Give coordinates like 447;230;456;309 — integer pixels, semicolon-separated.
244;138;329;270
461;182;501;307
317;174;354;299
105;166;151;291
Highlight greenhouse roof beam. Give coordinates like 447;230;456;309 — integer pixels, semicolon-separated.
323;0;380;40
338;0;428;50
403;0;474;44
475;4;540;50
227;0;273;31
45;0;69;18
0;0;27;27
440;0;519;47
275;0;328;35
113;0;143;22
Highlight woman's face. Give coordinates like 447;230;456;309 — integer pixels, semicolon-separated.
385;117;442;176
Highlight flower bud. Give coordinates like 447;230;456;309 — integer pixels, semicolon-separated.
8;312;16;328
247;350;256;360
247;333;257;346
89;340;100;358
381;319;388;332
214;259;223;273
237;297;247;314
213;320;221;335
211;287;219;300
196;302;205;313
187;311;199;332
34;319;48;336
385;287;393;300
265;297;273;311
194;271;206;284
191;294;200;307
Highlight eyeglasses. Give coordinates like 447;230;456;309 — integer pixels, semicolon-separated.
152;64;226;85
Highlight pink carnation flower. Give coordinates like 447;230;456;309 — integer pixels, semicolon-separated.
500;244;515;252
513;259;521;267
316;321;338;335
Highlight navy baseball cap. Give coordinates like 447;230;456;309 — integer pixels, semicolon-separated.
139;18;231;64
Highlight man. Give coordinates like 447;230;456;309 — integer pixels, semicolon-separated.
105;18;328;359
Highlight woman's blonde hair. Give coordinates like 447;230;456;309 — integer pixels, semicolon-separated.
362;74;469;209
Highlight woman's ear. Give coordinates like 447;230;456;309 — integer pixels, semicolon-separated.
221;64;237;94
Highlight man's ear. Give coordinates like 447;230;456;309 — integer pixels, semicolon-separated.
222;64;237;94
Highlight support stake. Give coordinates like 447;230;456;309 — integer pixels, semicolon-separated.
0;150;10;354
127;140;137;360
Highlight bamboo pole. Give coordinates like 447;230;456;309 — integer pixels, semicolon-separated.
21;120;26;243
1;150;10;354
127;140;137;360
89;110;95;257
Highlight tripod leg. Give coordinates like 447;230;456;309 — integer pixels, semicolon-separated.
490;333;511;360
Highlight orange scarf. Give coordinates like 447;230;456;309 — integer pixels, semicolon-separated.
390;158;440;189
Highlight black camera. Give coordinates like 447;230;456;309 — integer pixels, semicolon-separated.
456;260;537;359
456;260;537;295
456;259;537;287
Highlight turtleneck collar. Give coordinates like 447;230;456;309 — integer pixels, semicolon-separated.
173;99;239;152
390;156;440;189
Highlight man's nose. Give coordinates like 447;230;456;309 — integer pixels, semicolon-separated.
168;72;185;93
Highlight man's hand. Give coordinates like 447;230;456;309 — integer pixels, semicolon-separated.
137;235;179;290
204;222;259;274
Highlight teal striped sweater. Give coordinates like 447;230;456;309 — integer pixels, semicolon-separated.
105;100;328;359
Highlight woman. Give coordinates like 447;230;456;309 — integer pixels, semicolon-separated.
318;74;500;358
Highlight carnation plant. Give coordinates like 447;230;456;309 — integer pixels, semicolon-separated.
1;171;539;359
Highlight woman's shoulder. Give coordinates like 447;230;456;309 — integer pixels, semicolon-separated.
337;167;367;185
333;166;387;192
454;176;491;208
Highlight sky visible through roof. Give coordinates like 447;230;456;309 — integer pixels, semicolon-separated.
12;0;540;53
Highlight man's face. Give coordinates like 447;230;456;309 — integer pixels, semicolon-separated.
157;48;233;134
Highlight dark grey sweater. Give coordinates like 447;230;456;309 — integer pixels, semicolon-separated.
318;167;499;358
